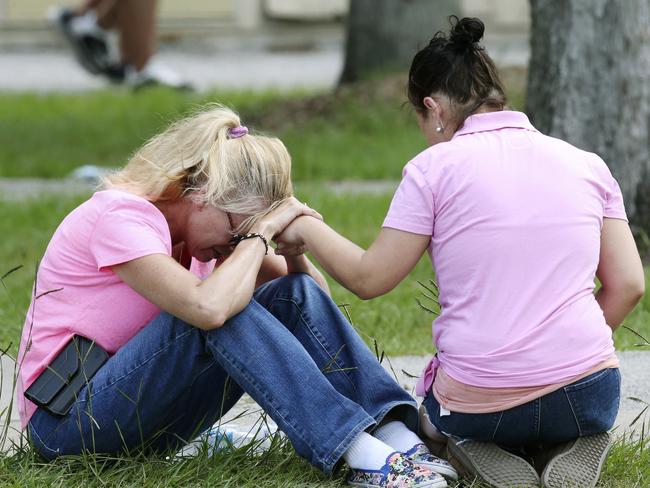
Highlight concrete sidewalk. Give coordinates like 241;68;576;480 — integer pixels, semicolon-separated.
2;352;649;455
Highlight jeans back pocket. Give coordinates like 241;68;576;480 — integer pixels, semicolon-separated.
563;368;621;436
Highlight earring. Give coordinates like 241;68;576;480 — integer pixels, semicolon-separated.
436;126;444;133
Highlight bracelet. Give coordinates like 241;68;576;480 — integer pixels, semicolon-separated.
232;232;269;255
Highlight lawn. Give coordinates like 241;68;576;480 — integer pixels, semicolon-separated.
0;68;526;181
1;75;649;487
0;84;424;181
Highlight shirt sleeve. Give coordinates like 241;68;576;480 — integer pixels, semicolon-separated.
89;198;172;271
383;162;435;236
589;156;628;221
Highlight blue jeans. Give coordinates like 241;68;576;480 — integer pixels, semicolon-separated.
423;367;620;447
28;274;417;473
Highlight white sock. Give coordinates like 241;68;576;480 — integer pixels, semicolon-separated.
343;431;395;470
373;420;424;453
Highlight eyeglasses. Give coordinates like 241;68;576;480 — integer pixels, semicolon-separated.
226;211;235;234
226;211;243;246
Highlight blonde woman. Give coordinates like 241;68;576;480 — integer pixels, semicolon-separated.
17;106;454;488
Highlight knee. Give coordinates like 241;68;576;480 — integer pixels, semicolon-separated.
277;273;322;297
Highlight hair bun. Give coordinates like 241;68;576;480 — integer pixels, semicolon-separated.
449;16;484;48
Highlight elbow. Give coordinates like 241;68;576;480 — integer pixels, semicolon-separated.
202;314;227;330
193;303;228;330
630;279;645;305
352;279;385;301
603;278;645;306
355;289;375;301
622;274;645;305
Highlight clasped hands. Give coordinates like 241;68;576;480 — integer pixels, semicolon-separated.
254;196;321;257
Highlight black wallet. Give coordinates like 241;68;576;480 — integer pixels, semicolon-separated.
24;335;109;416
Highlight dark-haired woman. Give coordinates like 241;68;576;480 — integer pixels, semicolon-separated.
275;16;644;488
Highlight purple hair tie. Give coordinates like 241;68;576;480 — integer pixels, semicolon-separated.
228;125;249;139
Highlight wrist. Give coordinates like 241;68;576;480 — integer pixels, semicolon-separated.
249;222;274;239
285;253;309;273
293;215;318;244
234;232;269;255
290;215;313;241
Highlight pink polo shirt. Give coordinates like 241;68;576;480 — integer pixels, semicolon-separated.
16;190;215;428
383;111;626;395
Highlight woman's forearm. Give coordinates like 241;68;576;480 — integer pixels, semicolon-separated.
280;217;429;300
198;237;268;327
296;218;376;298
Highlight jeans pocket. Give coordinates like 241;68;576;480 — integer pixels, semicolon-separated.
564;368;621;436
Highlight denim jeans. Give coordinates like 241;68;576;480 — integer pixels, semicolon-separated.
423;367;620;447
28;273;417;473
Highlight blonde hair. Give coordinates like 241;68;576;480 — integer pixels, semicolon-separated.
103;104;293;232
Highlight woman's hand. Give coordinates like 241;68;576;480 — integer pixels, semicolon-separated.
251;197;322;239
274;216;311;256
275;216;431;300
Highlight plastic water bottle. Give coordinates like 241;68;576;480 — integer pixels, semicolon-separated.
174;422;281;459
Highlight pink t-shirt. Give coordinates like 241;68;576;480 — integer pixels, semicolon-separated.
383;111;626;393
16;190;215;428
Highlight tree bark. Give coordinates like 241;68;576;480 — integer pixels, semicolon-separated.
340;0;459;84
527;0;650;233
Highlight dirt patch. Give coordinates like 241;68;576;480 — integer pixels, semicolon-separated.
242;73;411;132
243;66;528;132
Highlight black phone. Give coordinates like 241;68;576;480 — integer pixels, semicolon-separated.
24;335;108;416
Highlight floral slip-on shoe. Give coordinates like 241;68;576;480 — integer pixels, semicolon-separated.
347;452;448;488
404;443;458;481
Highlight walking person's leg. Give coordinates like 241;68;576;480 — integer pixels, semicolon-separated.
51;0;190;87
111;0;157;71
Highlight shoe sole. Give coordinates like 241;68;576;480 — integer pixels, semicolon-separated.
541;432;611;488
448;439;540;488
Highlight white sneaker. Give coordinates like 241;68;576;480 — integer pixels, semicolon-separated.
124;57;193;90
48;6;124;81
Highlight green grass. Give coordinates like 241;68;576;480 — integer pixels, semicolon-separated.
0;439;343;487
0;89;285;179
0;86;425;181
0;69;527;181
1;418;648;487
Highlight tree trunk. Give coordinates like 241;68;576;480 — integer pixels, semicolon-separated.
526;0;650;233
340;0;460;84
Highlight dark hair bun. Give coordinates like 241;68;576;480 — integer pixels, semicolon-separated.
449;16;484;47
